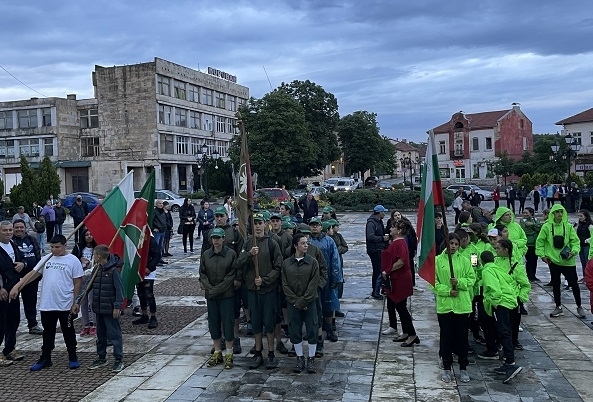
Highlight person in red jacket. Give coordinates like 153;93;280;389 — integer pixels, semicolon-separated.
493;186;501;211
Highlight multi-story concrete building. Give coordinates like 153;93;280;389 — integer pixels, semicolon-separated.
431;103;533;183
0;57;249;195
556;107;593;175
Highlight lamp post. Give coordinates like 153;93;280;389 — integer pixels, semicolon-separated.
195;143;220;200
414;156;423;186
550;133;580;182
400;152;412;190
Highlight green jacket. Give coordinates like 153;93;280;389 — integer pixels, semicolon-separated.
457;243;479;298
495;255;531;302
490;207;528;256
201;224;244;255
236;234;283;293
519;217;542;247
481;261;518;316
535;204;580;266
199;246;237;299
273;229;293;259
434;250;476;314
282;254;320;310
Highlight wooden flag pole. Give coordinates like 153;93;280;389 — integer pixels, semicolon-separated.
66;220;86;241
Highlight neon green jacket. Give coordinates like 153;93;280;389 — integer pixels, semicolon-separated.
495;255;531;302
434;249;476;314
490;207;527;256
481;262;518;316
535;204;580;266
588;226;593;260
457;243;479;298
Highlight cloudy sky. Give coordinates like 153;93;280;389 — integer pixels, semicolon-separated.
1;0;593;142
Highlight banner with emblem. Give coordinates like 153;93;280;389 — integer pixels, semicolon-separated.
235;114;253;240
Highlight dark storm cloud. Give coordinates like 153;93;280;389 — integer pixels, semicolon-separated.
1;0;593;140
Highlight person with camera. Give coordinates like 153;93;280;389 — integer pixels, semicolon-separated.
535;204;586;319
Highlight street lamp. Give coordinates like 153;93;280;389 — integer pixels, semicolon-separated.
414;156;423;186
400;152;412;190
195;143;220;200
550;133;580;181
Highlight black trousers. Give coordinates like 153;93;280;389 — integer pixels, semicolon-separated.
511;301;521;346
549;263;581;307
518;199;526;214
136;280;157;314
45;221;55;242
525;246;538;280
493;306;514;365
476;295;498;352
534;199;540;212
387;297;415;336
368;251;382;295
453;208;461;225
20;277;40;328
40;310;77;361
73;219;84;243
438;312;469;370
0;297;20;356
182;224;196;251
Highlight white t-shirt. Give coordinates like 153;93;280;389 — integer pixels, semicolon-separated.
39;253;84;311
0;242;15;262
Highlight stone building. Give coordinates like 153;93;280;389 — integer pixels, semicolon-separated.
0;57;249;195
556;107;593;175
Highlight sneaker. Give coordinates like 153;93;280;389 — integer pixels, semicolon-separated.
132;307;141;317
578;277;585;284
306;357;316;373
477;350;499;360
233;338;242;354
503;364;522;383
224;354;233;369
520;306;528;315
459;370;470;383
493;364;507;375
0;355;13;367
207;351;223;367
29;325;44;335
441;370;452;383
550;306;564;317
370;293;384;300
514;342;524;350
89;327;97;336
132;315;149;325
276;341;288;354
30;358;52;371
473;336;487;346
148;316;158;329
80;327;90;336
88;358;108;370
519;326;523;332
382;327;397;335
249;354;263;369
266;355;279;369
112;361;124;373
326;329;338;342
564;285;571;291
5;349;24;361
315;341;324;358
294;356;305;373
335;311;345;318
69;360;80;369
577;306;586;319
288;345;296;358
249;345;256;355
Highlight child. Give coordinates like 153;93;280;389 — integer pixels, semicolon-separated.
34;215;46;253
83;244;125;372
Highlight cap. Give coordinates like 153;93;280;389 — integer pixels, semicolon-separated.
209;227;226;238
270;212;282;220
487;228;499;237
282;221;296;230
309;217;322;225
261;210;271;221
214;206;227;215
253;212;265;222
76;195;82;200
280;202;293;212
322;206;333;214
322;221;332;232
281;216;292;223
328;219;339;227
296;223;311;233
373;205;388;213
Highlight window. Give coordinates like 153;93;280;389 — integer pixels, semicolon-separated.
44;138;54;156
455;167;466;179
206;139;216;155
176;136;189;154
439;168;451;178
472;137;479;151
523;137;528;151
217;140;229;157
160;134;174;154
42;108;52;126
227;118;235;134
572;132;582;145
188;85;200;103
0;111;12;130
81;137;100;157
202;114;213;131
215;92;225;109
191;137;200;155
173;80;186;100
0;140;15;158
189;111;201;129
590;131;593;145
174;108;187;127
157;75;170;96
202;89;213;106
238;98;246;108
158;105;172;125
227;96;236;112
472;164;479;178
454;139;463;156
80;109;98;128
216;116;226;133
19;139;40;157
438;140;446;154
485;137;492;150
18;109;38;128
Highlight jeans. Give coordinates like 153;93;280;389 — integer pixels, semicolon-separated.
437;312;469;370
40;310;78;361
20;278;40;328
387;297;416;336
549;263;581;307
136;280;156;314
37;232;46;253
0;297;20;356
80;290;95;326
96;313;123;362
153;232;165;258
368;251;382;295
494;306;514;365
54;223;63;235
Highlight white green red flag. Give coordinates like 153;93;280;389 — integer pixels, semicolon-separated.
417;130;445;286
120;171;155;299
83;171;135;257
236;118;253;240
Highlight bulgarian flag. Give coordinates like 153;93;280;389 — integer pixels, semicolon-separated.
83;171;135;257
120;170;155;299
417;130;445;286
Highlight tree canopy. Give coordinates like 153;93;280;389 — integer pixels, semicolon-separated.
9;156;61;210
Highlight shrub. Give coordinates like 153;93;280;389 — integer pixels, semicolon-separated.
327;189;454;211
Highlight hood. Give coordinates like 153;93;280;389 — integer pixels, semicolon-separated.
548;204;568;224
494;207;514;226
103;254;122;270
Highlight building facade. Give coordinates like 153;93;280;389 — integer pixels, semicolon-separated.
556;107;593;175
391;139;423;183
431;103;533;183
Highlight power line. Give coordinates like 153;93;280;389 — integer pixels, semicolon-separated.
0;64;49;98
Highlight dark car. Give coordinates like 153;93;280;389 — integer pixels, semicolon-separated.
364;176;379;188
62;192;102;211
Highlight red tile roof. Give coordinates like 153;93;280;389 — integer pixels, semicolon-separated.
555;107;593;125
393;141;418;152
432;110;510;134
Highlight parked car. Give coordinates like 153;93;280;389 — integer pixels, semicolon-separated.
332;179;357;192
445;184;492;201
323;177;341;189
255;187;291;202
364;176;379;188
63;192;102;212
309;186;328;200
134;189;186;212
291;183;310;200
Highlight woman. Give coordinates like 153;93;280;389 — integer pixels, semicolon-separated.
520;207;542;282
41;200;56;241
163;201;174;256
493;186;501;211
454;211;472;232
290;196;300;217
400;216;418;289
435;233;475;383
576;209;592;283
468;189;480;207
532;185;541;213
180;198;197;253
72;229;97;336
385;210;402;232
197;200;214;240
381;220;417;346
223;196;234;220
53;201;67;235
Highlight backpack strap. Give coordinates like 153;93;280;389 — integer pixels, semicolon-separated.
509;262;518;275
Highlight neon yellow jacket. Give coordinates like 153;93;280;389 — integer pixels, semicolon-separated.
458;243;479;298
495;255;531;302
490;207;528;257
481;261;518;316
535;204;580;266
434;250;476;314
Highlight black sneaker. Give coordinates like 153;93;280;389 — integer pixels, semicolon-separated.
514;342;524;350
315;341;324;358
288;345;296;358
276;341;288;354
112;361;125;373
335;311;345;318
294;356;305;373
233;338;242;354
132;307;141;317
88;358;108;370
493;364;508;375
306;357;316;373
132;315;149;325
520;306;528;315
371;293;384;300
249;354;263;369
148;316;158;329
503;364;522;383
473;336;487;346
477;350;499;360
265;355;279;369
326;329;338;342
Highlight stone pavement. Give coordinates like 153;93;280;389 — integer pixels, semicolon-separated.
2;210;593;401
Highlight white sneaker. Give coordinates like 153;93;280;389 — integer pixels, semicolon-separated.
518;326;523;332
382;327;397;335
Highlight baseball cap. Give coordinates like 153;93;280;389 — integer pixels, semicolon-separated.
280;202;293;212
296;223;311;233
322;206;333;214
270;212;282;220
209;227;225;238
282;221;296;230
487;228;499;237
373;205;388;213
214;206;227;215
328;219;339;227
309;217;322;225
322;221;332;232
253;212;265;222
261;210;271;221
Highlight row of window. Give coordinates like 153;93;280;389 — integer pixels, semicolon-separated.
158;104;236;133
156;75;246;111
0;138;54;158
0;109;52;130
159;134;229;157
438;137;494;154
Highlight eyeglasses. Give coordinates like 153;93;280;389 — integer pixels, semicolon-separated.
215;214;225;217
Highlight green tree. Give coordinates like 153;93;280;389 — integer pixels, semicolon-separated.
37;156;61;202
494;151;515;185
373;136;397;175
513;152;535;177
532;133;568;176
584;171;593;188
338;111;382;177
9;156;39;210
208;160;234;196
518;173;534;191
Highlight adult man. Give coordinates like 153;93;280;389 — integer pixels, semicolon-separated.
30;201;42;221
505;185;516;214
557;183;568;208
12;206;35;232
0;221;26;366
462;201;485;224
366;205;389;300
12;219;43;335
517;186;528;214
298;193;318;224
69;195;89;243
236;212;283;370
10;234;83;371
581;184;591;211
151;200;168;264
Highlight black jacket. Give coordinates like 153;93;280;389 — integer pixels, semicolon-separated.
0;241;25;290
298;198;318;222
180;204;197;224
13;235;41;276
91;254;124;315
70;202;89;221
54;206;67;224
366;215;386;253
152;208;168;232
147;236;161;272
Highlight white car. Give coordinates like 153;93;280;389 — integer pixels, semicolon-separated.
333;179;357;192
445;185;492;201
135;189;187;212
